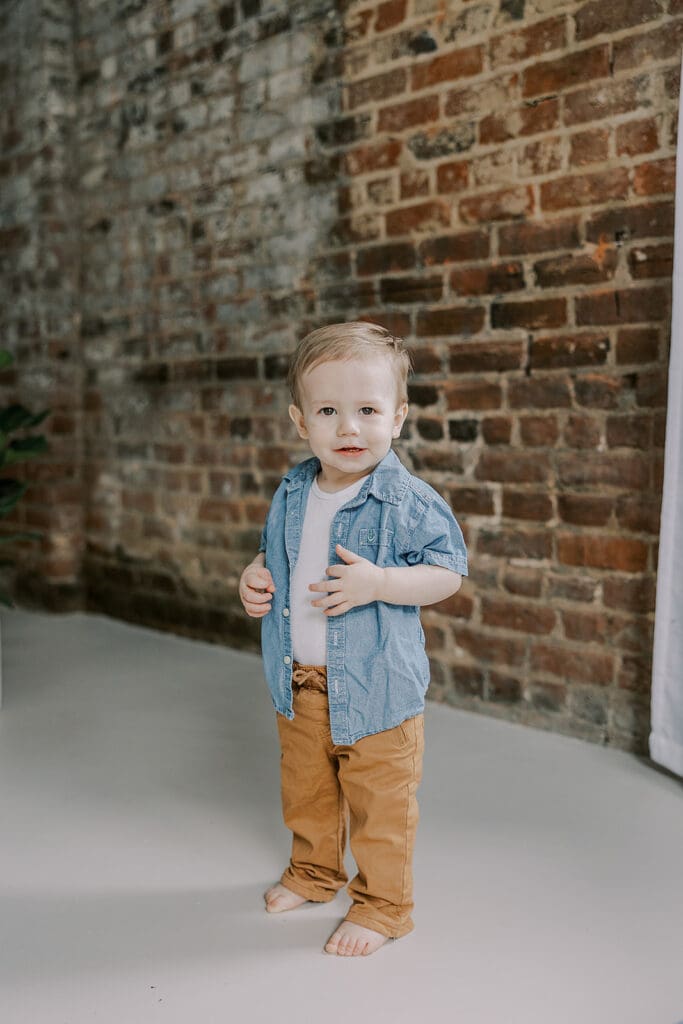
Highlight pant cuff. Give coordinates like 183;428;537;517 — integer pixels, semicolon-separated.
344;906;414;940
279;872;340;905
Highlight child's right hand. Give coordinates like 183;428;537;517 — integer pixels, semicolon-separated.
239;563;275;618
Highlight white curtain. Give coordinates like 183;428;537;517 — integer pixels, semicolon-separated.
650;54;683;778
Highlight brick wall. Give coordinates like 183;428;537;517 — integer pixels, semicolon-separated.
1;0;679;753
0;0;84;609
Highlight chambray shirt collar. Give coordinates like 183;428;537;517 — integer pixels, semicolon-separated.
282;447;410;506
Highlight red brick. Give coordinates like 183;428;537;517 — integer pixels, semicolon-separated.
344;139;402;176
445;74;518;118
635;368;667;407
558;494;613;527
519;415;559;446
616;327;660;363
563;414;601;449
460;186;534;224
548;574;598;603
530;333;610;368
633;158;676;197
378;94;439;133
386;200;450;237
432;590;474;619
475;450;551;484
603;575;656;612
477;525;553;559
436;160;469;194
499;218;580;255
558;452;649;488
586;201;674;244
534;250;617;287
570;127;610;167
557;533;648;572
491;297;566;330
606;414;652;449
523;45;610;98
574;373;626;410
531;642;614;685
613;17;683;71
480;98;559;143
575;0;664;41
411;45;484;91
380;275;442;303
419;230;490;265
562;610;609;644
356;242;415;276
450;261;525;296
564;77;646;127
615;494;661;533
482;417;512;444
375;0;407;32
455;626;527;666
400;169;430;199
409;344;442;374
416;305;485;336
509;376;572;409
410;447;464;474
518;137;563;178
448;486;495;516
488;672;524;705
616;118;659;157
449;341;524;373
504;567;543;598
482;596;555;634
628;243;673;280
445;380;502;411
530;682;568;713
502;490;554;522
575;286;670;325
541;169;629;211
489;15;567;69
346;68;407;111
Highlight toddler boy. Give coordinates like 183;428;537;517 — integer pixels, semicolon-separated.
238;322;467;957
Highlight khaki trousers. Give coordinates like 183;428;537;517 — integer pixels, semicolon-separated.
276;662;425;939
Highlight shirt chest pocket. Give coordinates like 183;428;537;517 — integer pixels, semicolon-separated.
358;527;394;552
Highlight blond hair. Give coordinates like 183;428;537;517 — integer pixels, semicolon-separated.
288;321;412;410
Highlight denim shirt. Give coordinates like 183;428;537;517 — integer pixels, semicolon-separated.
258;447;468;745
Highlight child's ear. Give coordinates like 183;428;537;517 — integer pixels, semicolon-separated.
392;402;408;438
288;404;309;439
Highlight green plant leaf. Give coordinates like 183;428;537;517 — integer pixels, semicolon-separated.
0;436;48;466
0;530;42;543
0;405;50;432
0;351;14;370
0;479;27;517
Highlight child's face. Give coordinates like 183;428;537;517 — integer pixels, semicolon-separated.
288;356;408;489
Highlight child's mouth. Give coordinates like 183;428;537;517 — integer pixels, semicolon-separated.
337;447;365;455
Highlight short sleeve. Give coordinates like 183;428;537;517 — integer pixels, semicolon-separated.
398;495;468;576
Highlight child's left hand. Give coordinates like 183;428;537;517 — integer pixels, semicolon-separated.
309;543;384;616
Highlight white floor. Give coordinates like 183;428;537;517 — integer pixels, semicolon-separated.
0;609;681;1024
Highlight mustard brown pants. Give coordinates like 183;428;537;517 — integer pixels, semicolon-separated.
276;662;425;939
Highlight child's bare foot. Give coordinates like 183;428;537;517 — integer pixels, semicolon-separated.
264;882;308;914
324;920;390;957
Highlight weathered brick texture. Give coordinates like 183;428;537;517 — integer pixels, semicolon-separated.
1;0;678;754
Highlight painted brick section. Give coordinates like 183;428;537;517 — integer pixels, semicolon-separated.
1;0;677;757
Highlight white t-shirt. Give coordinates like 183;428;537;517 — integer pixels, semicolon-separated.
290;473;366;666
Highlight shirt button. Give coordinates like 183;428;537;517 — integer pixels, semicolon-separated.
284;656;291;665
283;607;290;616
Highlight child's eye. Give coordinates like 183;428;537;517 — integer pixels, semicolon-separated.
360;407;375;415
319;407;335;416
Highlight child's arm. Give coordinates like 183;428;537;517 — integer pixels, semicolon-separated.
309;543;461;616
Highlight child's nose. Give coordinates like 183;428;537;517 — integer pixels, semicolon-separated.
337;414;360;435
